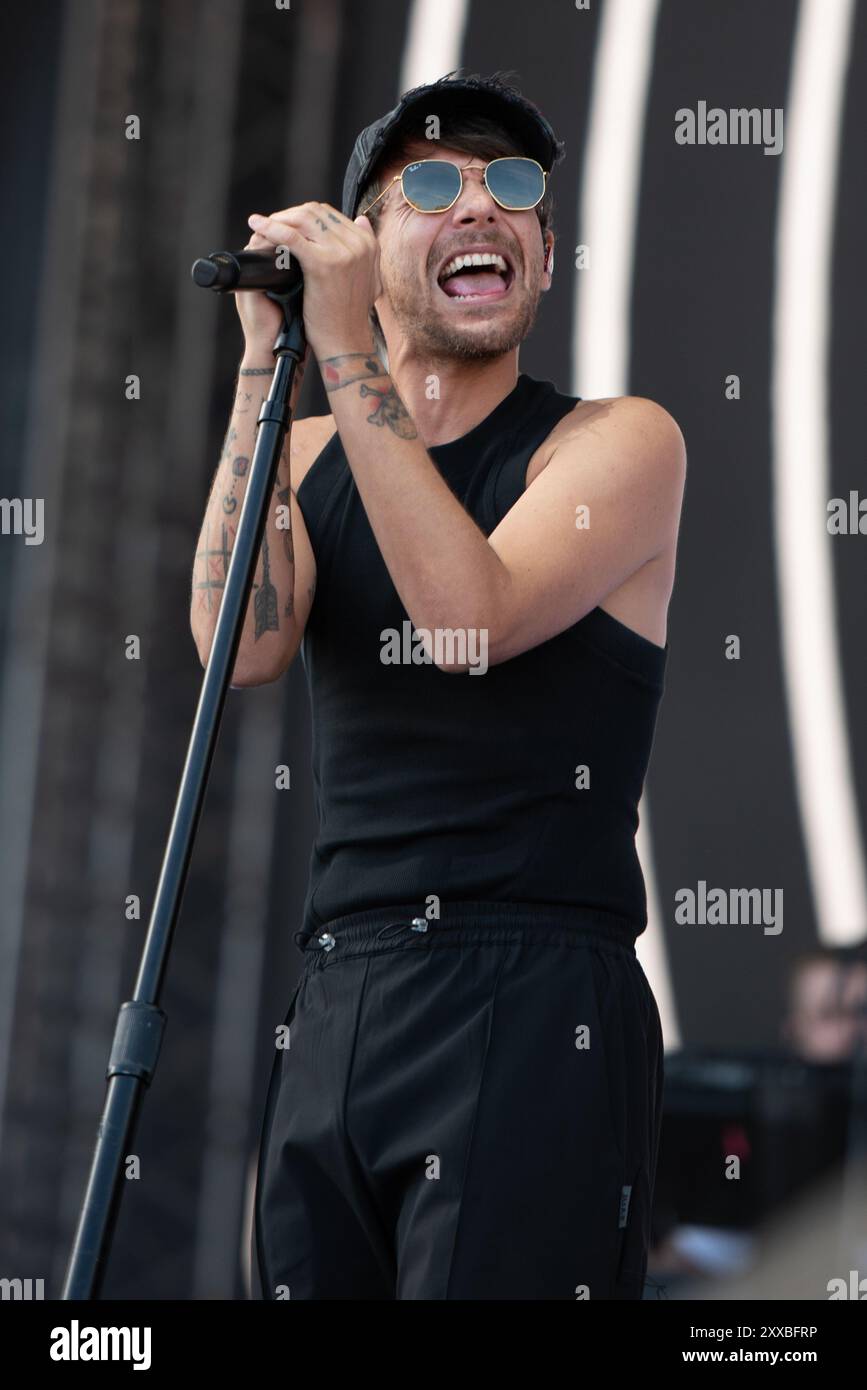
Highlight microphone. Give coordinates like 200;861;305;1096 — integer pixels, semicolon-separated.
190;249;302;293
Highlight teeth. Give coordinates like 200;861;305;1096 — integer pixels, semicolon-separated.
440;251;509;282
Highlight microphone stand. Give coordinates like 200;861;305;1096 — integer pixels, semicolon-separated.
62;277;306;1299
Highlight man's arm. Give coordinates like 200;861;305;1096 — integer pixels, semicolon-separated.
189;350;319;686
242;199;686;671
319;347;686;670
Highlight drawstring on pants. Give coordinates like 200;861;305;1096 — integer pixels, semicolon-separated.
293;916;431;957
374;916;430;942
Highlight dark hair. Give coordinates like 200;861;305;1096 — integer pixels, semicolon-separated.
359;112;555;359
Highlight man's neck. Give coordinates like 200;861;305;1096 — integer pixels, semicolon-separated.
383;340;520;448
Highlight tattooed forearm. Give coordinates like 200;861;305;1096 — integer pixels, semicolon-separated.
219;426;237;466
358;381;418;438
193;519;233;612
193;353;307;656
320;352;386;393
253;533;279;640
320;351;417;437
222;453;250;513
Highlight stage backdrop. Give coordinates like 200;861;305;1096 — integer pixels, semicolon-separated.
0;0;864;1298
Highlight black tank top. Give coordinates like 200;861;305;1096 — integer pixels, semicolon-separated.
295;373;668;941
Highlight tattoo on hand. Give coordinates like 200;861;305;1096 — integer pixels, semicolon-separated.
240;367;274;376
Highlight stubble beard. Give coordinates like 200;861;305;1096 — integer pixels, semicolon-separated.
385;266;544;364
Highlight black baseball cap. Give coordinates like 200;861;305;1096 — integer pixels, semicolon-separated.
341;70;565;221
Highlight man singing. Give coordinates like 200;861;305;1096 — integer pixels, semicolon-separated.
190;72;686;1300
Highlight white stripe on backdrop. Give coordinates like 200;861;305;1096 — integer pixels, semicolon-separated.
571;0;680;1045
771;0;865;945
400;0;469;91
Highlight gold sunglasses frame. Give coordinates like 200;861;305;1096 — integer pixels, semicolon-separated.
358;156;548;217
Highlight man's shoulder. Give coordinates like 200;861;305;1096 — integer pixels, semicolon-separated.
531;393;685;487
541;397;683;467
290;412;338;491
292;411;337;450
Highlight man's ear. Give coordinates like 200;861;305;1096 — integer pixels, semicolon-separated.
542;232;555;284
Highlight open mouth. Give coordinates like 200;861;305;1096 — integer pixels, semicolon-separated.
436;250;515;304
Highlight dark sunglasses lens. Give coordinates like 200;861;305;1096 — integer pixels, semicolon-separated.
402;160;462;211
486;158;544;208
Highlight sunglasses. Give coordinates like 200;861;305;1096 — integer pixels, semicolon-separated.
359;157;548;216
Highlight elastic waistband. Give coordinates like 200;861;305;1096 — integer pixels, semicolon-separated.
293;899;640;963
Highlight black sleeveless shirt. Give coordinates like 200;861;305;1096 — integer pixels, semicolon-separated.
295;373;668;942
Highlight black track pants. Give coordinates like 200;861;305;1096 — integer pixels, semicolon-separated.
253;902;664;1301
